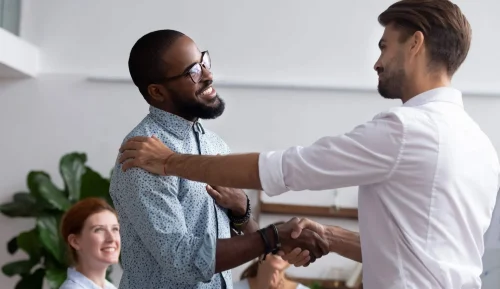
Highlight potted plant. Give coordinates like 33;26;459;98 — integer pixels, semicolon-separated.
0;152;115;289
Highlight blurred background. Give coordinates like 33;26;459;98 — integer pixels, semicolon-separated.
0;0;499;288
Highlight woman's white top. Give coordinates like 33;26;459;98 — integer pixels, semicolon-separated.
59;268;117;289
233;279;309;289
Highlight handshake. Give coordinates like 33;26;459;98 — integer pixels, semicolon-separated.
261;217;330;267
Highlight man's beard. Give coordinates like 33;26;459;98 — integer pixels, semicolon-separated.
172;93;226;120
377;68;405;100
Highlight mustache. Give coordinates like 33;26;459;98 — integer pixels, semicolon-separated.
376;67;384;75
196;80;213;95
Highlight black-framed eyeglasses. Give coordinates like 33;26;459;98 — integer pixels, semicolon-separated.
163;50;211;84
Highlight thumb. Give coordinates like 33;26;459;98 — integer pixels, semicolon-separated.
206;185;221;199
290;217;304;239
291;218;315;239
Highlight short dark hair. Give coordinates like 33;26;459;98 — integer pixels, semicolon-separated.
128;29;185;102
378;0;471;76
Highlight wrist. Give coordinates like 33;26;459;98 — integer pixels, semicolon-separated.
229;194;251;229
231;189;250;218
267;225;280;253
325;226;338;252
257;225;279;259
232;198;247;216
162;153;176;176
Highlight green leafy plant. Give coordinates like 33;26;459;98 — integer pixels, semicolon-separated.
0;152;115;289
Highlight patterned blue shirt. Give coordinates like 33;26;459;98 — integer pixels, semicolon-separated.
109;106;233;289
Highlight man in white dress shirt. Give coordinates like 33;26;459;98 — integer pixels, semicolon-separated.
117;0;499;288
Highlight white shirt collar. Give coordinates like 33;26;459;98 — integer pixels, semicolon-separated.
66;267;116;289
403;87;463;108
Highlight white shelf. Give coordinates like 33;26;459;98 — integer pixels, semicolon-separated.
86;74;500;97
0;28;39;77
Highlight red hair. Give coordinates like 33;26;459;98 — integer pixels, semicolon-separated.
60;197;117;264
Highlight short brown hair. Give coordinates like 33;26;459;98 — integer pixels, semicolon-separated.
60;197;117;264
378;0;471;76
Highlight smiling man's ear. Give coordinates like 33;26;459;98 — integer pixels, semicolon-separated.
148;84;167;103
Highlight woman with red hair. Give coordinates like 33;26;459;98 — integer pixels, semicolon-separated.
59;197;121;289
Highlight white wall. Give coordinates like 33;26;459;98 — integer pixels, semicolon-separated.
0;0;499;288
18;0;500;95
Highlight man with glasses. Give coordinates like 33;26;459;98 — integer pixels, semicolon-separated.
109;30;328;289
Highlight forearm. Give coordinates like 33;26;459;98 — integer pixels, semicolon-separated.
240;216;260;235
324;226;362;263
215;228;270;273
165;153;262;190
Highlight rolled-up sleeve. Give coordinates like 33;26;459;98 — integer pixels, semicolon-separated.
114;167;216;283
259;112;405;196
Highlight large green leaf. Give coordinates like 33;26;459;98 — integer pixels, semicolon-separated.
14;268;45;289
106;265;114;282
36;216;65;265
59;153;87;202
17;229;42;262
1;260;35;277
0;192;40;217
81;166;112;204
43;248;66;270
45;268;67;289
28;171;71;211
7;235;18;254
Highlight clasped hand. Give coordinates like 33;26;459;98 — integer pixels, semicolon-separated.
274;218;329;267
207;186;330;267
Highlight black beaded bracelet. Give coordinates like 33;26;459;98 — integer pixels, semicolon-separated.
228;194;251;227
270;224;281;254
258;227;273;261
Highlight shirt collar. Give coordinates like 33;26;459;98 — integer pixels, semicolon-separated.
148;106;205;139
403;87;463;108
66;267;114;289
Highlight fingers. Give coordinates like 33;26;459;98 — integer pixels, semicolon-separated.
118;150;138;164
292;251;312;267
121;159;137;171
290;217;305;239
295;230;327;262
279;247;301;261
120;136;152;152
206;185;222;200
292;218;322;239
119;141;142;153
128;136;152;142
279;247;311;267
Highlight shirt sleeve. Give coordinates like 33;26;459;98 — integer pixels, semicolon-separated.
113;167;216;283
259;111;406;196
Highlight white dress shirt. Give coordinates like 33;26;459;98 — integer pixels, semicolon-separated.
59;268;117;289
233;279;309;289
259;87;500;289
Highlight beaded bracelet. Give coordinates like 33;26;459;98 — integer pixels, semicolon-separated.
228;194;251;228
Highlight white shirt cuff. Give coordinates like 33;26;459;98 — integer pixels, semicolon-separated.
258;151;288;196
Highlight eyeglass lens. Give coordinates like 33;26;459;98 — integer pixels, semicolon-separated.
189;52;211;83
